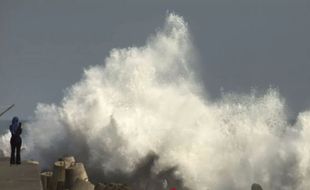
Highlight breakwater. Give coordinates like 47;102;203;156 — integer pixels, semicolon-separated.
40;156;131;190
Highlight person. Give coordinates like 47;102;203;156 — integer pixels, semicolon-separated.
9;116;22;165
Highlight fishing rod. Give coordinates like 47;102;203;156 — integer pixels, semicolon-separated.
0;104;15;117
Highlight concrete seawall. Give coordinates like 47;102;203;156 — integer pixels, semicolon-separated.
0;157;42;190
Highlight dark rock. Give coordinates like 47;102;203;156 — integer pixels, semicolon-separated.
95;182;131;190
71;179;94;190
251;183;263;190
95;183;106;190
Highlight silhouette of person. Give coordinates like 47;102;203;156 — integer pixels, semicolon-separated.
9;116;22;165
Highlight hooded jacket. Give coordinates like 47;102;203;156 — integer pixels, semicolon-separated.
9;117;22;137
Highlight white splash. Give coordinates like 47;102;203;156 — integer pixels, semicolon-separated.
1;13;310;190
0;131;11;156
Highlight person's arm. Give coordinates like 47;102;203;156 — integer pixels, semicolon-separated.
17;123;22;135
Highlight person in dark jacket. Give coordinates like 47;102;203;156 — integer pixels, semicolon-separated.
9;116;22;165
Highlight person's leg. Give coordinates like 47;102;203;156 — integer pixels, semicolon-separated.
16;137;21;164
10;137;16;165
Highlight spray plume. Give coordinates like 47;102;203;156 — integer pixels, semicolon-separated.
1;13;310;190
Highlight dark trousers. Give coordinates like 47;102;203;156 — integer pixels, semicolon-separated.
10;136;22;164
